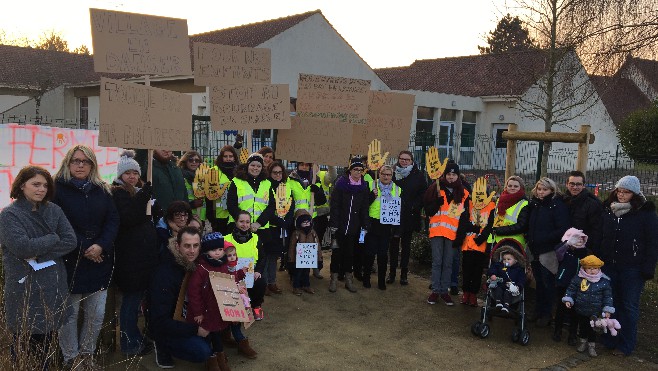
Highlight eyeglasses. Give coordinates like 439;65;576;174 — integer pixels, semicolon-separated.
398;157;412;162
567;182;584;187
70;159;92;166
351;168;363;172
380;173;393;176
617;189;633;195
187;158;201;163
271;170;283;175
173;212;188;219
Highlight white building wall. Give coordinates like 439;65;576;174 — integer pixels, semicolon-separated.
623;65;658;102
0;95;30;114
1;85;70;123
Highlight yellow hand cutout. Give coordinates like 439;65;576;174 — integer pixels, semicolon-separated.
193;163;208;198
367;139;389;171
425;146;448;180
471;177;496;210
275;183;292;217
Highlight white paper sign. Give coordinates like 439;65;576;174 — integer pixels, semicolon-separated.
235;257;255;288
296;243;318;268
380;197;401;225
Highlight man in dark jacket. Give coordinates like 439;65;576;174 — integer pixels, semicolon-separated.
563;171;603;250
148;149;187;212
149;227;212;368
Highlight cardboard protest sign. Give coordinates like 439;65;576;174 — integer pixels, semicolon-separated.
90;8;191;75
380;197;401;225
0;124;120;210
296;243;318;268
235;257;255;288
207;272;252;323
275;117;352;166
193;43;271;86
352;91;415;155
209;84;290;131
98;77;192;150
296;73;371;125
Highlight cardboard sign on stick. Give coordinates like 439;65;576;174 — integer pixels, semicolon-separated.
208;272;252;323
380;197;401;225
275;117;352;166
194;43;271;86
210;84;290;131
352;91;415;155
90;8;192;75
296;243;318;268
98;77;192;150
296;73;371;125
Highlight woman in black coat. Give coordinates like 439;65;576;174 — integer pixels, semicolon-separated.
328;159;370;293
388;151;427;285
52;145;119;368
112;150;158;355
598;176;658;356
527;177;569;327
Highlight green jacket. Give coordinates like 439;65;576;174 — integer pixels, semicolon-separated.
151;159;187;212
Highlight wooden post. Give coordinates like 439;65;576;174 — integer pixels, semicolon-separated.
576;125;591;176
505;124;518;182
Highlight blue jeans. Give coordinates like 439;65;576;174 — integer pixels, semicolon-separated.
430;237;454;294
157;336;212;363
230;323;246;342
451;250;461;288
603;266;645;355
58;290;108;362
119;290;146;354
531;260;555;318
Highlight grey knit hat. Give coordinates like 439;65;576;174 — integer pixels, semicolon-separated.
117;149;141;176
615;175;641;195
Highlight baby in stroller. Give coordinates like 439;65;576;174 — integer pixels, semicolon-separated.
488;248;526;313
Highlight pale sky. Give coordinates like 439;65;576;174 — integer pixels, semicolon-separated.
2;0;511;68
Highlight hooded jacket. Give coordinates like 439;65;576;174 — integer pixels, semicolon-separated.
288;210;321;264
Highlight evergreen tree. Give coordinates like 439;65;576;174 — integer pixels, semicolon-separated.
478;14;536;54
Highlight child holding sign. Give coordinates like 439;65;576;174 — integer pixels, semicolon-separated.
288;210;321;295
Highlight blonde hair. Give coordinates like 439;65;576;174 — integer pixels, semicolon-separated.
379;164;394;174
55;145;111;194
531;177;559;198
506;175;525;190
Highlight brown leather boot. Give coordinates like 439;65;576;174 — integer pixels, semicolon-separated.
237;339;258;359
206;353;221;371
215;351;231;371
221;328;238;348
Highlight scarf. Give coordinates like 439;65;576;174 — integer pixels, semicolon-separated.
228;260;238;269
297;170;311;187
219;162;236;180
378;180;394;200
70;178;89;189
578;267;603;283
202;253;226;267
181;168;195;183
394;164;413;180
610;202;632;217
349;176;362;186
232;228;252;244
439;177;464;204
497;189;526;216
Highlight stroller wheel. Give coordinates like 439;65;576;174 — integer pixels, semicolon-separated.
512;328;521;343
520;329;530;345
471;322;481;336
479;323;490;338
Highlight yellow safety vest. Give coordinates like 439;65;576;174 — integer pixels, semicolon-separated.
224;233;259;265
315;170;331;215
229;178;271;229
364;173;374;191
184;178;206;221
487;199;528;247
211;166;232;219
368;182;401;219
287;177;317;218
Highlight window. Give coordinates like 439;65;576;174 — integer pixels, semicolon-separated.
440;109;457;122
79;97;88;129
495;128;508;149
462;110;477;123
459;123;476;167
415;106;434;133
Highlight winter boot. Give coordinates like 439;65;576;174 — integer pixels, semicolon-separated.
221;328;238;348
345;273;357;293
362;275;371;288
215;352;231;371
577;338;588;353
329;273;338;292
206;353;221;371
362;255;374;288
237;339;257;359
400;269;409;285
587;342;597;357
312;268;324;279
386;271;396;284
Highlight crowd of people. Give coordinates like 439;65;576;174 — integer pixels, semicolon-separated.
0;143;656;370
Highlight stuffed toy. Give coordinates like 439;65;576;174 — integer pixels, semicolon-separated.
590;316;621;336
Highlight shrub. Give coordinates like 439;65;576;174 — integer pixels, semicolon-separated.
410;232;431;264
618;101;658;161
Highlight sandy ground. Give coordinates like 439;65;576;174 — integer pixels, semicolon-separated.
104;251;658;371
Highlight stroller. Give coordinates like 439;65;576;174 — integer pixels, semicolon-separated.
471;239;530;345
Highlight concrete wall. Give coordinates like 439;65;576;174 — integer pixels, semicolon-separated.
0;95;30;114
1;85;72;123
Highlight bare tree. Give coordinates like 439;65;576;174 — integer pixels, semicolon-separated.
510;0;658;176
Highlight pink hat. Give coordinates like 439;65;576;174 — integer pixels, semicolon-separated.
223;241;236;251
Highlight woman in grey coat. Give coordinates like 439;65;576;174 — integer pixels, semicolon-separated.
0;166;76;369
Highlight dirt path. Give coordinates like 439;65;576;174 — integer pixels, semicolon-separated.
106;251;657;370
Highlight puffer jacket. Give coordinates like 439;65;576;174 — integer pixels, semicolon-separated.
393;164;427;232
330;175;370;236
527;195;570;256
563;188;603;250
597;201;658;279
563;273;615;317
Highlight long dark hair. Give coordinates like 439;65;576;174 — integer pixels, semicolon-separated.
10;166;54;203
215;146;239;167
268;161;288;183
604;190;645;210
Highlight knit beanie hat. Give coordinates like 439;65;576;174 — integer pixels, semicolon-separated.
117;150;141;176
246;153;264;166
615;175;641;196
348;157;365;171
580;255;604;269
444;162;460;176
201;232;224;254
223;241;236;253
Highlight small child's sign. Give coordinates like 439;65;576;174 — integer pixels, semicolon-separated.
235;257;255;288
296;243;318;268
380;197;401;225
209;272;251;323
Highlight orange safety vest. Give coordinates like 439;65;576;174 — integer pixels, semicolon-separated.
462;201;496;253
428;189;469;240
